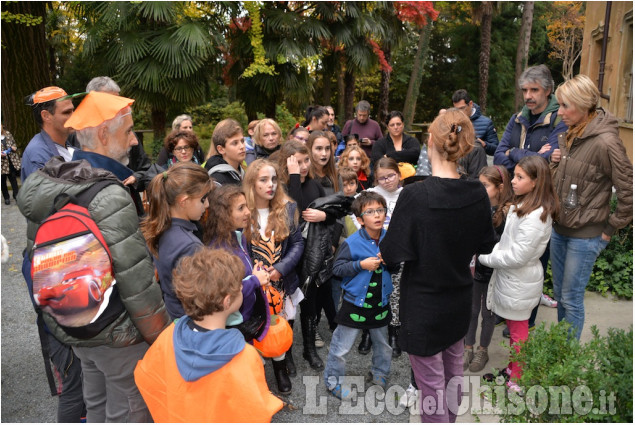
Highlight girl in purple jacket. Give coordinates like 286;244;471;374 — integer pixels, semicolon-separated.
203;184;270;329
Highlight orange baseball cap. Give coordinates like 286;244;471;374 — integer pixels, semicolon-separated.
64;91;135;130
30;86;68;104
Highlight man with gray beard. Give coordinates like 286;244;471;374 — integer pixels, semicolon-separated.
18;91;169;422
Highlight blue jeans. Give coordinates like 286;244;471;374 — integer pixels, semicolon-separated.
331;277;343;313
324;325;392;388
550;230;609;340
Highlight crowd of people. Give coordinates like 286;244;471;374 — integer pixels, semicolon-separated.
8;64;632;423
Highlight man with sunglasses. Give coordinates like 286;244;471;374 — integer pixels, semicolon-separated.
18;91;170;422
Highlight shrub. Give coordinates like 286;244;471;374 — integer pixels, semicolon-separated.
257;104;304;139
481;322;633;422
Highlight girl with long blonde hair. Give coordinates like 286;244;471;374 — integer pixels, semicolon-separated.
243;159;304;393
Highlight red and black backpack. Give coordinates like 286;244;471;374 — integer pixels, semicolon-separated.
31;180;125;339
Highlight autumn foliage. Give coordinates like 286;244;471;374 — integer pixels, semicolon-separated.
544;1;585;79
393;1;439;28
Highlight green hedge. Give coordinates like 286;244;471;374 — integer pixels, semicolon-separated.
481;322;633;423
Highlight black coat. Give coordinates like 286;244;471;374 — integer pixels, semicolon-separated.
380;177;497;357
371;133;421;169
299;193;353;292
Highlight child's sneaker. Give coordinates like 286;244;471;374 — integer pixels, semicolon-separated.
328;383;351;400
366;371;387;389
463;347;474;370
482;367;510;383
468;347;489;372
506;381;524;396
398;383;419;408
540;293;558;308
315;331;325;348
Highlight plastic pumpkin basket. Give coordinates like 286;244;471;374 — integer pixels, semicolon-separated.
253;314;293;358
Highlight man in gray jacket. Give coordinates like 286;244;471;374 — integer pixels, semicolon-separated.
18;91;170;422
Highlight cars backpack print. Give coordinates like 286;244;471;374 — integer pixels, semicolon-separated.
31;180;125;338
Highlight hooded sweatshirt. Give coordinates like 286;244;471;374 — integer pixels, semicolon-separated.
205;154;244;186
173;318;245;381
134;320;282;422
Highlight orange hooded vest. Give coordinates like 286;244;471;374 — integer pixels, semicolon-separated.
134;323;283;423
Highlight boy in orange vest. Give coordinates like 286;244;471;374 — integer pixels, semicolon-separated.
134;247;282;422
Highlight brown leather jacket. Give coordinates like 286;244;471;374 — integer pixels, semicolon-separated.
551;108;633;238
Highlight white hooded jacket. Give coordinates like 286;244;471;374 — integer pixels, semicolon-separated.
479;205;552;321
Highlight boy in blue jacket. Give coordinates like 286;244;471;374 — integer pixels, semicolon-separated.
324;191;393;400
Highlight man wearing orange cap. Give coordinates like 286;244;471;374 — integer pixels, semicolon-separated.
19;86;88;423
21;86;75;181
65;91;145;215
17;91;170;422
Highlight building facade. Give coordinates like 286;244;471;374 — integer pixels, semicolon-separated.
579;1;633;160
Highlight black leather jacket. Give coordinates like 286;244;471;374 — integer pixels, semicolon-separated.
299;193;353;291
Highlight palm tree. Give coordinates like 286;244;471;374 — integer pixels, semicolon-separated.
224;1;331;119
74;1;231;142
323;2;390;120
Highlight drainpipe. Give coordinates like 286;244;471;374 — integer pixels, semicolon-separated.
598;1;612;100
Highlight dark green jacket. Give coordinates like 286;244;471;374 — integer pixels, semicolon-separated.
18;157;169;347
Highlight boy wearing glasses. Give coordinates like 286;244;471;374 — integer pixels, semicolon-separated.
324;191;394;400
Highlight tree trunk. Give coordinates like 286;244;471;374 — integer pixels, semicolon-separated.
322;73;332;107
151;108;167;156
344;70;356;121
321;54;335;106
403;22;433;131
265;98;276;120
1;2;50;150
478;2;493;114
515;1;534;112
378;46;392;133
337;54;346;125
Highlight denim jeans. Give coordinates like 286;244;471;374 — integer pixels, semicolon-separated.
550;230;609;340
324;325;392;388
331;277;342;313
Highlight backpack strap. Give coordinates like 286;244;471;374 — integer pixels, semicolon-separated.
50;179;123;215
35;309;60;397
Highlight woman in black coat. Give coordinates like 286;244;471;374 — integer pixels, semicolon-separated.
371;111;421;170
381;109;497;422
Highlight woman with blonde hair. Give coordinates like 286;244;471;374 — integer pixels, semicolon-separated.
550;74;633;340
381;108;498;422
246;118;283;165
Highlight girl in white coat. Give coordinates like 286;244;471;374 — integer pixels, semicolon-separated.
479;155;559;392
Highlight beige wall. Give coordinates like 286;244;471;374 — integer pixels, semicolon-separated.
580;1;633;161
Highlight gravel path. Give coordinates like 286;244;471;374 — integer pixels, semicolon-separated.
2;197;632;423
1;200;411;422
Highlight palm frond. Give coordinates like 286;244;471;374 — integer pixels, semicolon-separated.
137;1;177;23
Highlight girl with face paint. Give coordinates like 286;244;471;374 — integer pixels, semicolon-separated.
242;159;305;393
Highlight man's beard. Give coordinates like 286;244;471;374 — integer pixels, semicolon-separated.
107;144;130;166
